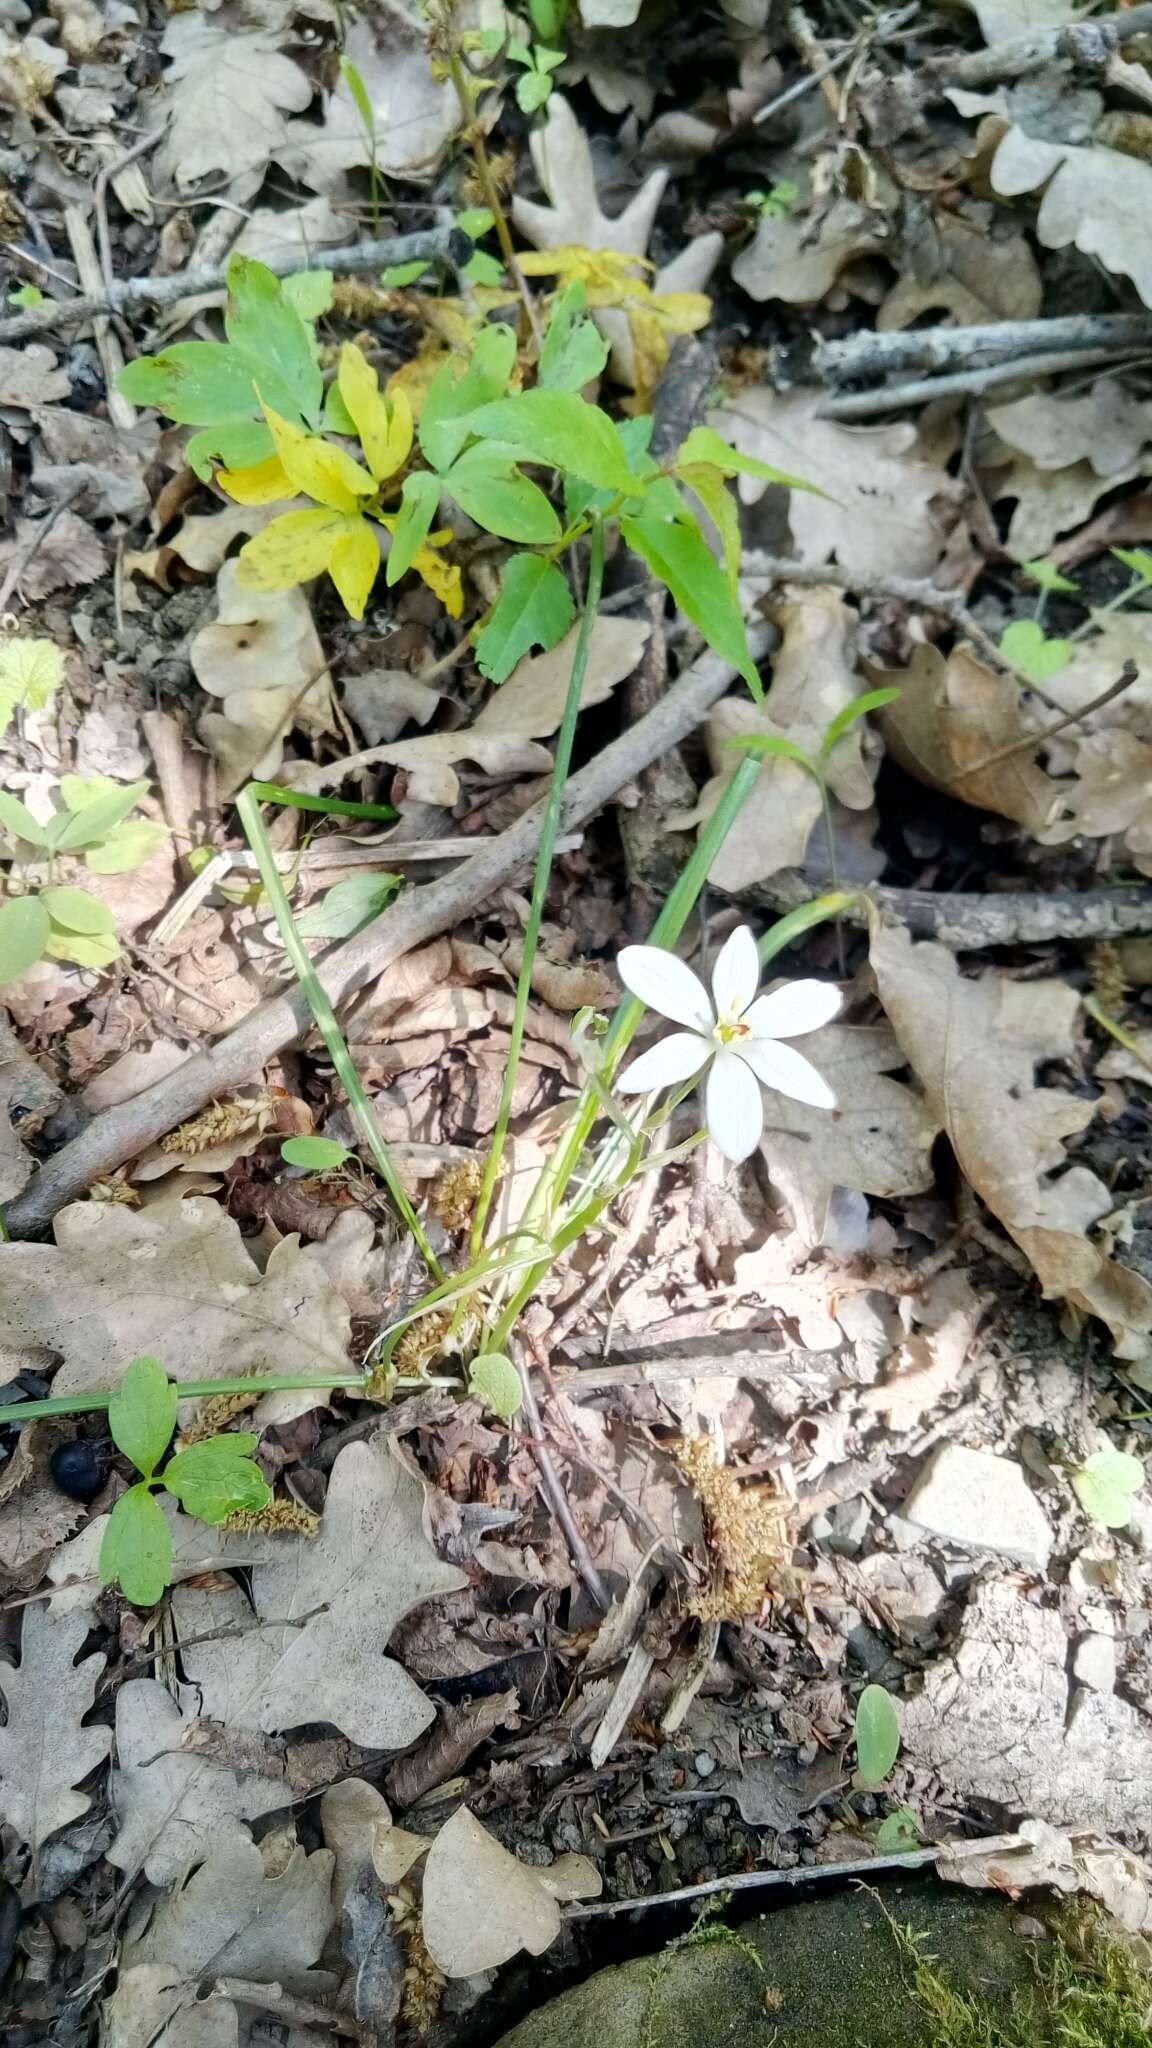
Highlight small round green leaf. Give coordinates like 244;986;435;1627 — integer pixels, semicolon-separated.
1074;1448;1145;1528
281;1135;352;1171
99;1483;174;1607
40;885;116;935
0;895;50;984
469;1352;523;1421
162;1437;271;1524
853;1682;901;1790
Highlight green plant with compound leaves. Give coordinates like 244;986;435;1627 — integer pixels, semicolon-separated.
0;769;168;983
98;1356;272;1606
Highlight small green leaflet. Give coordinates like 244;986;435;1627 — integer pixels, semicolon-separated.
875;1807;921;1850
0;637;65;734
0;793;50;845
84;817;169;875
118;341;264;426
295;871;402;941
622;493;761;696
821;687;902;758
418;325;519;473
442;445;561;544
466;389;640;493
1113;547;1152;585
224;254;323;425
100;1484;174;1607
475;553;576;683
1073;1448;1145;1528
186;419;276;480
109;1356;177;1479
0;897;50;985
52;777;150;851
675;424;817;495
162;1435;272;1524
1022;556;1079;594
386;469;442;587
39;886;116;935
853;1683;901;1790
727;733;817;776
281;270;334;321
538;281;610;394
281;1134;352;1171
469;1352;523;1420
456;208;495;238
998;618;1071;683
565;414;654;523
381;258;430;288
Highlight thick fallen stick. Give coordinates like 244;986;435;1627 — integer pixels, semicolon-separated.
817;345;1148;421
0;225;468;346
3;634;764;1238
813;315;1152;387
936;0;1152;86
746;875;1152;949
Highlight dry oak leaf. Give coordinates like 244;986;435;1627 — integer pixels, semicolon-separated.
761;1022;940;1248
108;1679;289;1887
107;1832;334;2048
732;198;889;306
0;1606;111;1855
675;587;875;891
714;390;960;582
277;14;461;190
878;214;1041;329
869;917;1152;1358
965;0;1075;42
0;1195;354;1423
366;614;647;807
192;560;337;796
181;1438;467;1747
1037;730;1152;877
988;452;1142;563
874;641;1062;831
0;509;106;600
422;1807;600;1977
154;13;313;189
987;377;1152;480
511;94;722;388
1019;611;1152;741
0;343;70;407
991;126;1152;310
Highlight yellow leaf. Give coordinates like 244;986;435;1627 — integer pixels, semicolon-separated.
387;351;450;421
261;403;376;513
217;454;293;505
625;293;712;411
650;291;712;335
235;507;351;591
519;246;650;294
329;517;381;620
338;344;414;485
413;544;463;618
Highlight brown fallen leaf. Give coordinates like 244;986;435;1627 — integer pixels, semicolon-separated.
988;454;1141;562
192;561;338;795
278;14;459;189
0;509;107;599
874;641;1063;831
732;197;889;306
0;343;70;406
108;1680;289;1887
990;125;1152;312
420;1808;563;1976
987;377;1152;480
868;916;1152;1360
1017;612;1152;741
154;12;312;189
879;213;1041;329
715;390;961;581
1037;730;1152;877
762;1021;940;1247
674;587;877;890
0;1606;111;1857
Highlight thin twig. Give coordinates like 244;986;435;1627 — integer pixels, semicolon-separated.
817;345;1150;421
513;1341;609;1612
0;224;469;345
740;873;1152;949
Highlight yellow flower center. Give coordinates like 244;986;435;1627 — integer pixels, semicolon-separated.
715;1014;751;1046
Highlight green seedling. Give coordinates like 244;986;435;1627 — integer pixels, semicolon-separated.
999;617;1072;683
0;768;168;981
98;1356;271;1606
506;39;565;113
281;1135;353;1171
853;1681;901;1790
744;180;801;219
1021;556;1079;596
1072;1447;1145;1529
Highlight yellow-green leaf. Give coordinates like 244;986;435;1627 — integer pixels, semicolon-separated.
338;344;414;484
84;818;169;875
677;461;741;590
466;389;639;493
0;637;65;732
236;507;349;591
45;927;120;969
40;885;116;935
217;453;293;505
0;896;50;984
329;517;381;620
262;404;375;513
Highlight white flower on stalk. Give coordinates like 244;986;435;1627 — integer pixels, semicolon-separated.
615;925;840;1164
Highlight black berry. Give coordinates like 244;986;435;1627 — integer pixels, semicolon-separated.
49;1440;107;1503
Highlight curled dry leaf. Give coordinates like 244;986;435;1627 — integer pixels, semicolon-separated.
0;1195;354;1425
868;917;1152;1359
874;641;1062;831
421;1807;598;1977
991;126;1152;311
675;588;875;890
987;378;1152;480
192;561;337;796
762;1022;940;1247
732;198;889;307
715;391;960;581
367;615;647;807
0;1606;112;1857
938;1817;1152;1939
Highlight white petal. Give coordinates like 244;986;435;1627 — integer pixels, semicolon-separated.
710;925;760;1019
616;945;712;1031
739;1037;837;1109
705;1049;764;1162
743;979;842;1040
616;1032;710;1095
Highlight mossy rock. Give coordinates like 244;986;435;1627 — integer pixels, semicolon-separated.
496;1884;1122;2048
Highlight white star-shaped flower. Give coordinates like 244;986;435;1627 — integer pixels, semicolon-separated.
615;924;840;1163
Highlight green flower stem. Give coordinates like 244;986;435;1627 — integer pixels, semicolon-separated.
483;750;767;1351
235;786;442;1278
469;514;606;1257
